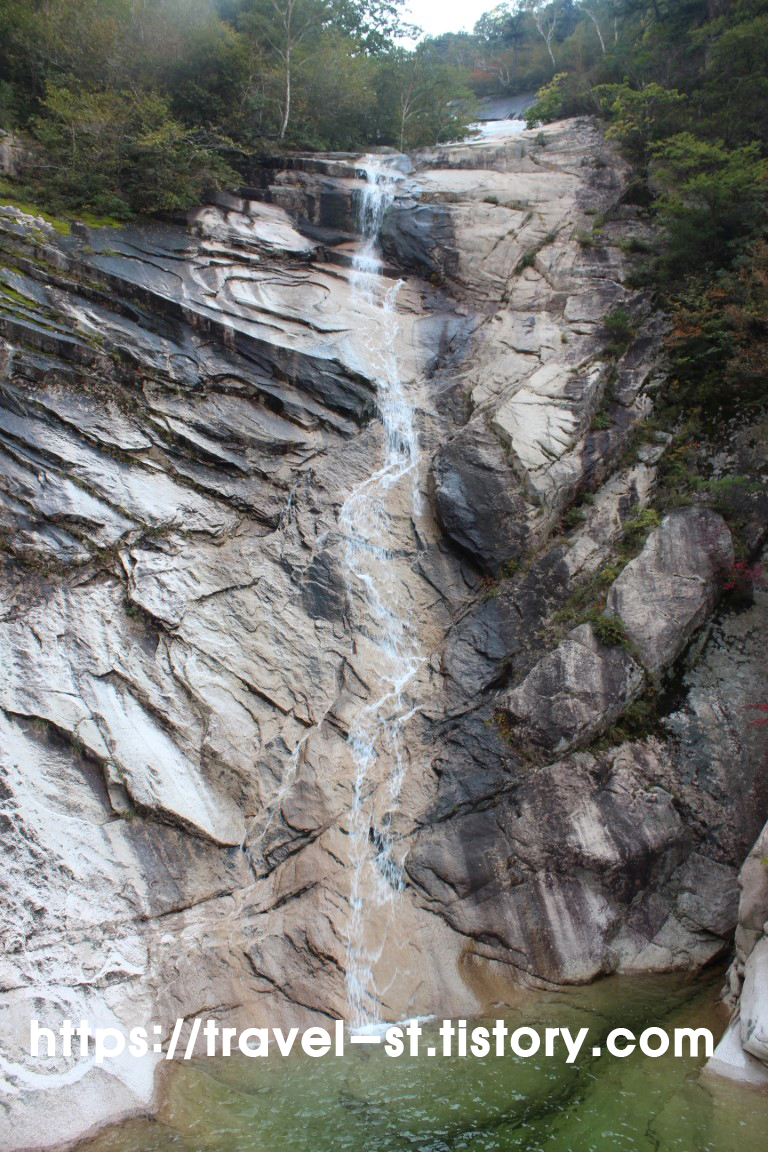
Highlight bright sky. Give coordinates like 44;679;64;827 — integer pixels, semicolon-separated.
403;0;497;38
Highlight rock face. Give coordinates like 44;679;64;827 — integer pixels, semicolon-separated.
0;119;766;1147
501;623;645;759
431;422;530;573
605;508;734;675
708;821;768;1084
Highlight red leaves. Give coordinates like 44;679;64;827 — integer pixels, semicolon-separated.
746;704;768;727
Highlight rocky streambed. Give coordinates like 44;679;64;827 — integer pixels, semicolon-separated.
0;118;766;1149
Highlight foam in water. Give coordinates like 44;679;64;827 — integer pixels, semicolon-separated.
342;157;423;1027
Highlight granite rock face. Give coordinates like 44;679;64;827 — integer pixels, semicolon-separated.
0;119;766;1147
500;622;645;759
431;422;530;573
606;508;734;675
407;744;738;984
708;819;768;1083
743;939;768;1063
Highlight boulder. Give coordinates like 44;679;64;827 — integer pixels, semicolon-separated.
407;746;728;985
380;200;457;279
606;508;733;675
706;1018;768;1088
500;623;645;759
738;822;768;956
708;820;768;1083
432;422;530;574
672;853;739;938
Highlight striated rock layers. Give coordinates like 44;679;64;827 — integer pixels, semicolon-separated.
0;119;766;1147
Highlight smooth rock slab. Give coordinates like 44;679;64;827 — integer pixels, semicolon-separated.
85;678;245;846
707;1018;768;1087
501;623;645;759
606;508;733;675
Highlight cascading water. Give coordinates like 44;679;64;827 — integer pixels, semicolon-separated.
342;158;424;1026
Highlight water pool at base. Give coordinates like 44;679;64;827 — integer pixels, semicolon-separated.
82;974;768;1152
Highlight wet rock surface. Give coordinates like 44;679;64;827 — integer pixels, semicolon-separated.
1;119;767;1146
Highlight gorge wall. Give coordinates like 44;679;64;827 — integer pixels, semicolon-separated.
0;118;767;1149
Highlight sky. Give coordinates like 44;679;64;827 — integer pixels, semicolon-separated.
403;0;497;38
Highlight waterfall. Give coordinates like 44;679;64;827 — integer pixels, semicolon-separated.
342;158;423;1026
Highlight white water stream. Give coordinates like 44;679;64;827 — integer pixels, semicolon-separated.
238;158;425;1026
342;159;424;1026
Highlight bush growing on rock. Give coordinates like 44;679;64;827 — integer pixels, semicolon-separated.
603;306;632;342
591;613;630;649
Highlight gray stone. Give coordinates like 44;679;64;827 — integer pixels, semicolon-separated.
500;623;645;759
380;200;457;279
672;853;739;938
432;422;529;574
742;937;768;1063
606;508;733;675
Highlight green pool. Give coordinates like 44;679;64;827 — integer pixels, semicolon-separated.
81;972;768;1152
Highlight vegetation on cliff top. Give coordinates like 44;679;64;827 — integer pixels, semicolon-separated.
0;0;477;217
516;1;768;423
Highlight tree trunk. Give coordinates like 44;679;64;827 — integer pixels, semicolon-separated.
279;43;291;141
585;8;607;54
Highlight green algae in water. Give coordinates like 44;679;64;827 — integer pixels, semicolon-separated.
82;975;768;1152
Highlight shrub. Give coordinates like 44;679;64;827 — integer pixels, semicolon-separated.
603;306;633;341
562;506;585;530
592;614;629;648
719;559;764;606
592;82;686;166
32;81;240;217
89;194;133;221
652;134;768;278
621;508;660;551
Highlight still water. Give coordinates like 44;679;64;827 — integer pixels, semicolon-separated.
82;973;768;1152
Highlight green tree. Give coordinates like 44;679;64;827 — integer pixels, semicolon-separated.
521;0;561;68
287;32;378;148
33;80;238;215
592;80;685;164
376;44;476;151
695;11;768;146
330;0;419;52
652;132;768;273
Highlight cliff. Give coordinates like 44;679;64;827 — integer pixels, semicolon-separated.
0;118;766;1148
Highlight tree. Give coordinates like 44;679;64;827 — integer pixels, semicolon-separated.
581;2;607;53
695;11;768;146
521;0;560;67
239;0;330;141
32;80;238;215
330;0;419;52
592;81;685;164
376;44;476;151
286;31;378;148
652;132;767;273
474;4;530;89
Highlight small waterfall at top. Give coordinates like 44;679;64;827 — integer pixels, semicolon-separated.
342;158;423;1027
